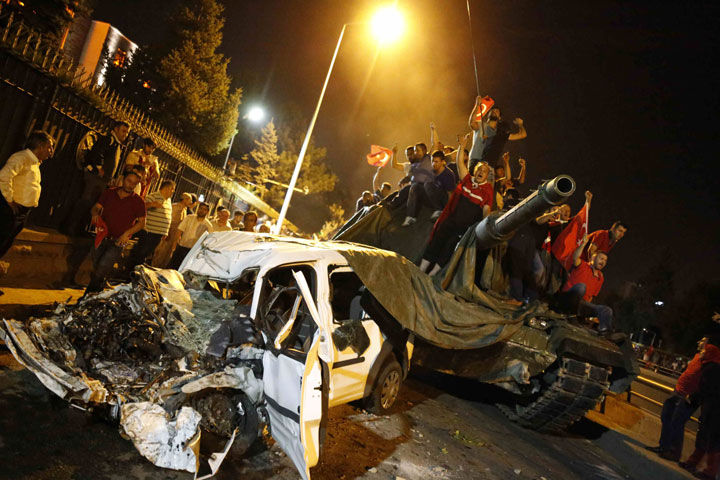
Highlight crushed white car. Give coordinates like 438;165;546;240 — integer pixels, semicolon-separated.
1;231;415;479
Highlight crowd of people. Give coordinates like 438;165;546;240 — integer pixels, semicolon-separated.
0;121;270;297
355;97;628;336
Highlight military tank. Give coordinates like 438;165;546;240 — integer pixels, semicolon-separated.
335;175;638;433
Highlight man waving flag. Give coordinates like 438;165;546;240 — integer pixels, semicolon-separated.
552;191;592;271
366;145;393;167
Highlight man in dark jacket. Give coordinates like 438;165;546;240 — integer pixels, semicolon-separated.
680;335;720;478
648;334;720;461
65;120;130;235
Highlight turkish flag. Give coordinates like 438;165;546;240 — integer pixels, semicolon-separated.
551;204;589;271
366;145;393;167
93;216;108;248
473;96;495;122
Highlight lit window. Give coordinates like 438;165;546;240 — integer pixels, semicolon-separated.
113;49;127;68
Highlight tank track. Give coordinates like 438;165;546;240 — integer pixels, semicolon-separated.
497;357;610;433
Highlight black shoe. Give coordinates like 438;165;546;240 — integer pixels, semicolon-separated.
679;461;697;472
645;446;664;454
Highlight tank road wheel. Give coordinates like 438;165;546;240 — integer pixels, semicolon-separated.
497;357;610;433
365;359;402;415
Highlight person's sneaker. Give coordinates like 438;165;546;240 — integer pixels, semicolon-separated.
401;216;416;227
679;461;697;472
645;446;664;454
430;210;443;220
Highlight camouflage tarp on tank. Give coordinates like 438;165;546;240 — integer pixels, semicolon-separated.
269;225;533;349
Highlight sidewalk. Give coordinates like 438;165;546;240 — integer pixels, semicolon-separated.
0;227;93;289
0;286;84;320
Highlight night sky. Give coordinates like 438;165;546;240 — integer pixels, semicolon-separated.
95;0;720;294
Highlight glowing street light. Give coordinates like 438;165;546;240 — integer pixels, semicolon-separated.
273;6;405;233
370;6;405;46
223;105;267;171
247;106;265;123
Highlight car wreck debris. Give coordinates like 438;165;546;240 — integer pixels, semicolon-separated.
1;266;265;475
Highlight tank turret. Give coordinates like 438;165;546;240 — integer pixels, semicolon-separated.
475;175;576;250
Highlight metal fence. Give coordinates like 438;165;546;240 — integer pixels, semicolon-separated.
0;8;242;230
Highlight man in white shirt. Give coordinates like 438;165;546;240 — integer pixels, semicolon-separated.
0;131;55;261
210;206;232;232
168;202;213;270
126;179;175;270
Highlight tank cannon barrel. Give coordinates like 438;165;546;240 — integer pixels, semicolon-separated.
475;174;576;250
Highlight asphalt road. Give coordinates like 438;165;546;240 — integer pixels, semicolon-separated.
0;351;693;480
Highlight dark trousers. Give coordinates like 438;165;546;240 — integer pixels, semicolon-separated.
388;184;411;210
126;231;164;271
85;238;124;294
407;182;448;217
506;233;542;302
65;171;106;235
557;283;614;331
0;194;31;259
659;393;696;457
422;222;467;268
169;245;191;270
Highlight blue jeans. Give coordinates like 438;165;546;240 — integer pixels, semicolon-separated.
85;238;124;294
562;283;614;331
659;394;696;456
407;182;448;217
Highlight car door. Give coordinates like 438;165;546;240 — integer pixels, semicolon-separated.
262;270;331;480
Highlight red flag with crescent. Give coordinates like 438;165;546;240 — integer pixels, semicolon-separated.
473;96;495;122
366;145;393;167
93;216;108;248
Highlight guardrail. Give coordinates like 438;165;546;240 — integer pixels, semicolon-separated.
622;375;699;424
637;359;682;379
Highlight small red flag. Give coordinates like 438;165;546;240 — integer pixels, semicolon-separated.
551;204;588;271
366;145;393;167
473;96;495;122
93;216;108;248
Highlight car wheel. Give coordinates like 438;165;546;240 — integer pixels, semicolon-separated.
364;359;402;415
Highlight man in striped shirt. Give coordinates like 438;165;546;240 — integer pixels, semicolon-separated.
126;180;175;270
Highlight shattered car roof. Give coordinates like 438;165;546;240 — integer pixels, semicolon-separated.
180;231;349;281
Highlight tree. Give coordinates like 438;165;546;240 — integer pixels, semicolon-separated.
5;0;91;46
264;143;337;208
316;204;346;240
99;44;166;114
157;0;241;155
248;120;279;199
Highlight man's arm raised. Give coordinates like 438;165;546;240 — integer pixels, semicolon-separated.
508;118;527;141
390;144;404;172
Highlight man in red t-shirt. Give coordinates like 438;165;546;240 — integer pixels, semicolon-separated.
581;221;628;261
558;234;614;333
83;171;146;295
419;134;493;277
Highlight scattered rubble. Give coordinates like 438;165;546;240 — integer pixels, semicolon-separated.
1;266;265;475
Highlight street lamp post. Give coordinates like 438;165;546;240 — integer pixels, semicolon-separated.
272;24;349;234
273;7;404;234
223;106;266;172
